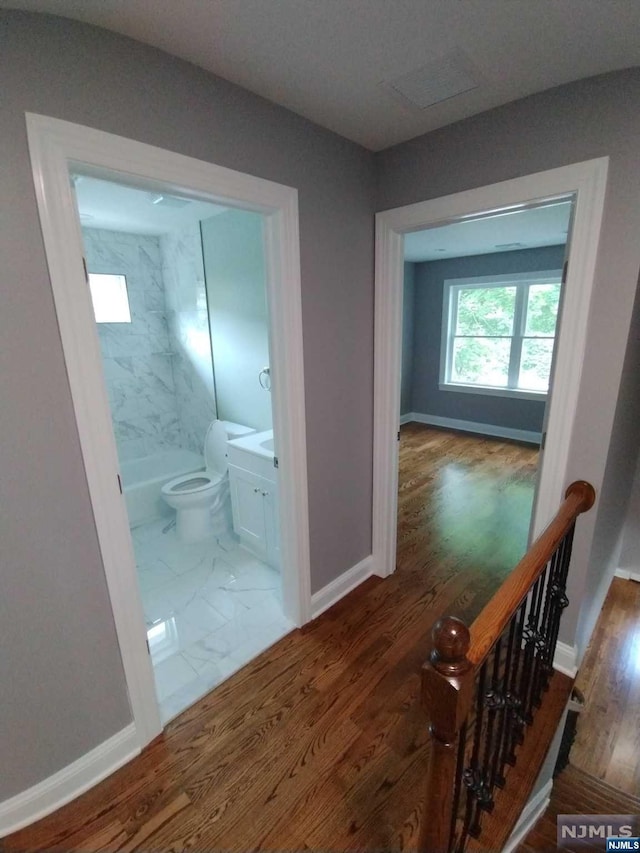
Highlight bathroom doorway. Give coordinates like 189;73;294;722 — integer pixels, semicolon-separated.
27;114;311;748
73;174;293;723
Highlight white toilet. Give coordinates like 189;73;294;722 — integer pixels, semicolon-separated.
161;420;253;544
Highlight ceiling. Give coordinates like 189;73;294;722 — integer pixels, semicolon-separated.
7;1;640;150
403;199;572;262
73;175;226;235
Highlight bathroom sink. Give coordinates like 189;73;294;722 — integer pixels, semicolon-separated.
228;428;274;459
227;429;276;480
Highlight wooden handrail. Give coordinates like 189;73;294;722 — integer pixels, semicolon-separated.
468;480;595;666
419;480;595;853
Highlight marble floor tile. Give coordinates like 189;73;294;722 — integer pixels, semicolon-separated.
136;558;176;595
130;518;289;723
152;653;198;702
146;597;227;663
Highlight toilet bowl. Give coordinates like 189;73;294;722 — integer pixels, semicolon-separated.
161;420;253;543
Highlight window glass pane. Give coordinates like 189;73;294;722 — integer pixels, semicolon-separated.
525;283;561;336
451;337;511;387
88;273;132;323
519;338;554;391
455;286;516;336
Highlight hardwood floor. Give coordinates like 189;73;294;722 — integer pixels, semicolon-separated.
5;427;539;852
518;765;640;852
571;576;640;795
398;424;539;584
519;577;640;851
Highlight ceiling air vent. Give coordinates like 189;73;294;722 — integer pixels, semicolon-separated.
384;52;479;109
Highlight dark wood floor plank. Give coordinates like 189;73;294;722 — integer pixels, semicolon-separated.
5;426;540;853
519;577;640;851
572;577;640;795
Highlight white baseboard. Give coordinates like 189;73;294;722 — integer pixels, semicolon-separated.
402;412;541;445
311;555;374;619
0;723;139;838
553;641;578;678
502;779;552;853
615;567;640;582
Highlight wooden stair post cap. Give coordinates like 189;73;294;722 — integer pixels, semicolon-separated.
430;616;471;676
565;480;596;513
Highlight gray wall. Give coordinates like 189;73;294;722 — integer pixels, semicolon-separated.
377;68;640;661
575;268;640;650
201;209;273;433
0;10;373;800
401;262;415;416
404;246;565;433
618;443;640;576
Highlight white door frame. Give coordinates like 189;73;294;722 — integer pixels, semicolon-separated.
373;158;609;578
26;113;312;749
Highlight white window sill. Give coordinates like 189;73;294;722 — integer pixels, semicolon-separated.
438;382;547;402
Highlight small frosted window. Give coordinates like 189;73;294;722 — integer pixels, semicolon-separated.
89;273;132;323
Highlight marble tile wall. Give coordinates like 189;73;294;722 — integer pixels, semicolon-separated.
83;227;182;461
160;224;217;455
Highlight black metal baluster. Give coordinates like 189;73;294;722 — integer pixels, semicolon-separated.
527;564;549;713
520;575;545;724
546;526;574;668
482;637;505;810
467;663;488;837
531;543;564;706
538;535;569;701
504;598;527;767
450;720;468;852
492;621;515;789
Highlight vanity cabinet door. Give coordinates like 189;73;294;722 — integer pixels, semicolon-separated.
228;464;269;560
262;480;280;570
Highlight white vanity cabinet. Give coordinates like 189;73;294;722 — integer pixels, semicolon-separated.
228;465;279;566
226;429;280;568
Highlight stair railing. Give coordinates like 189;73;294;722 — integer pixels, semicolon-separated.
419;480;596;853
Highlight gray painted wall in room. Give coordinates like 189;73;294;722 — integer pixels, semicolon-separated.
400;262;415;416
405;245;565;433
618;442;640;576
377;67;640;663
0;10;373;800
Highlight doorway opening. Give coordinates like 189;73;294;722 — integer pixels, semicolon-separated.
73;173;292;722
373;157;609;648
27;113;311;749
397;199;573;585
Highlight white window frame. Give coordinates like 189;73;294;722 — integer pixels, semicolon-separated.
439;269;562;400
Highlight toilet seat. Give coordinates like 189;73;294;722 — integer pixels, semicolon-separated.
162;470;223;496
160;419;253;543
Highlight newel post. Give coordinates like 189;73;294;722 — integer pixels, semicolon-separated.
418;616;474;853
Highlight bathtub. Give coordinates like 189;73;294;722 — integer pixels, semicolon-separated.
121;449;204;528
